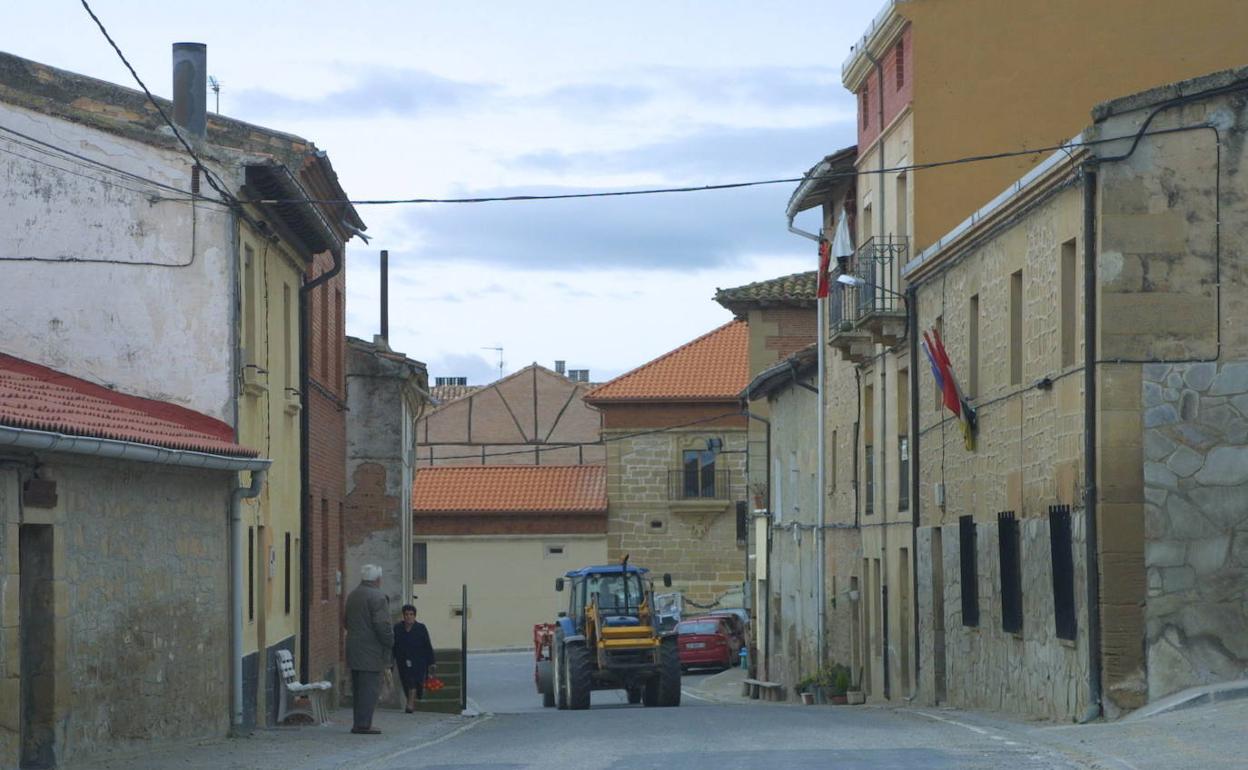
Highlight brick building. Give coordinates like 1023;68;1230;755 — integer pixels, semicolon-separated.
584;321;750;607
417;363;603;467
412;465;607;649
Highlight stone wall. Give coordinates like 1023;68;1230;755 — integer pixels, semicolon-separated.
1141;361;1248;699
917;514;1091;719
605;428;747;605
0;457;233;768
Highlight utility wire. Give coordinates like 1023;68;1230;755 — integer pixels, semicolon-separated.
78;0;236;208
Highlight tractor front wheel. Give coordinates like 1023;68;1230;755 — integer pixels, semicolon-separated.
537;660;555;707
657;638;682;707
554;633;568;710
565;643;593;710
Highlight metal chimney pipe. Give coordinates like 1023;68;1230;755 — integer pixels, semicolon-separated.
380;250;389;342
171;43;207;138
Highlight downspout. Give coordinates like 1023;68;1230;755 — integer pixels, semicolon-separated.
908;285;921;697
1081;167;1103;722
232;468;267;733
298;248;343;682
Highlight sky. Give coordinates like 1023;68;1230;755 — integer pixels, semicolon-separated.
2;1;876;384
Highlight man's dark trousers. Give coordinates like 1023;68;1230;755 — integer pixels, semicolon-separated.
352;670;382;730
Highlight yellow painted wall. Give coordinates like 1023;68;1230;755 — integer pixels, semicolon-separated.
237;227;304;670
901;0;1248;252
415;535;607;650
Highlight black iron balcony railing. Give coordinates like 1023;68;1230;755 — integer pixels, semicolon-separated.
853;235;908;317
667;469;732;500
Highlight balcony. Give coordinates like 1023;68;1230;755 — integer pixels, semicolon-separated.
667;469;732;501
827;278;874;364
853;236;908;344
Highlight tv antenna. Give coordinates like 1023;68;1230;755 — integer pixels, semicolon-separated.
208;76;221;113
481;346;504;380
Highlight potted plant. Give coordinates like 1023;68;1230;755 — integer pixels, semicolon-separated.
796;674;817;705
831;667;851;705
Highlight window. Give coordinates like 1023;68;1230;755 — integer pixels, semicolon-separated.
649;518;667;532
413;542;428;585
545;544;566;558
830;429;838;492
284;532;292;616
319;285;329;380
1061;239;1077;368
736;501;748;545
283;283;293;391
895;39;905;89
862;203;874;244
959;515;979;627
1010;270;1023;386
864;446;875;516
998;511;1022;633
895;173;908;238
968;295;980;398
861;88;869;129
247;526;255;622
1049;505;1077;640
243;245;257;365
772;457;783;524
682;448;717;498
864;384;874;516
897;369;910;511
335;289;345;391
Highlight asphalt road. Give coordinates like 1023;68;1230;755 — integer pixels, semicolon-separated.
373;652;1085;770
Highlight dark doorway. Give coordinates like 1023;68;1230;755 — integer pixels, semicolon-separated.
20;524;55;769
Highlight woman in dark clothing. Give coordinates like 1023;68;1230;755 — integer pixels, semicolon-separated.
393;604;436;712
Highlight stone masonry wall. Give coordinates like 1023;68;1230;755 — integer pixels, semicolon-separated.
1141;361;1248;699
605;428;747;605
0;457;232;769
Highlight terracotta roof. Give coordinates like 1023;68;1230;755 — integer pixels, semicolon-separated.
714;271;818;316
0;353;258;458
413;465;607;513
584;320;749;403
430;384;483;405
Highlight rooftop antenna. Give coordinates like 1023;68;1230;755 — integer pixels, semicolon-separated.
208;76;221;113
481;346;503;380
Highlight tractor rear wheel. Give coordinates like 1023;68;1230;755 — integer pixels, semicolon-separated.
657;638;682;707
537;660;555;707
565;643;593;710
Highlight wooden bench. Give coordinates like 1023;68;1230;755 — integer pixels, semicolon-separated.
742;678;786;702
276;649;332;725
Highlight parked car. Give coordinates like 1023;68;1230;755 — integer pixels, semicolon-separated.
706;609;748;648
675;617;737;671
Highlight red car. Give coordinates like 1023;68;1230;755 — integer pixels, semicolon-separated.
676;617;737;670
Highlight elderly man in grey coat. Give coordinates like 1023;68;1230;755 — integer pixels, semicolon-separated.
344;564;395;734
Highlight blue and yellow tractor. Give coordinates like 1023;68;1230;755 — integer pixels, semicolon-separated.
540;558;680;709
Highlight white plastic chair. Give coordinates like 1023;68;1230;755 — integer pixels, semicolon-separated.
276;649;332;725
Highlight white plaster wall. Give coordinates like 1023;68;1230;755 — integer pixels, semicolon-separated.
0;103;235;421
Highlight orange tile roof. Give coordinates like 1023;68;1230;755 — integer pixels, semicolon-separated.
413;465;607;513
0;352;257;458
584;320;749;403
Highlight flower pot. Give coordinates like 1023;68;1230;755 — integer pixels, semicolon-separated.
800;692;814;705
831;694;848;705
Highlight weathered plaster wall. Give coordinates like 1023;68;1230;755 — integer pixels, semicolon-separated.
604;428;746;605
0;102;235;421
0;456;232;768
415;535;606;650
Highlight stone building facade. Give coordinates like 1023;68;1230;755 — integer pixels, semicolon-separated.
902;67;1248;719
586;322;750;607
0;354;266;768
345;337;430;630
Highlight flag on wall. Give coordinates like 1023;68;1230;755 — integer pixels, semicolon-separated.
922;328;977;451
816;238;831;299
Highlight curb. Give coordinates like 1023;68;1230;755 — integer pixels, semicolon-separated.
1121;678;1248;722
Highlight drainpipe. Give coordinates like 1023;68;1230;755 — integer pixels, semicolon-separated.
908;285;921;697
232;468;267;733
744;410;771;679
1081;167;1103;722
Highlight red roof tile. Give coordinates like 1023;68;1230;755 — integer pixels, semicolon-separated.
413;465;607;513
0;353;258;458
584;320;749;402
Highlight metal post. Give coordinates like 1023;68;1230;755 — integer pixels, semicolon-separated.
460;584;468;712
380;250;389;342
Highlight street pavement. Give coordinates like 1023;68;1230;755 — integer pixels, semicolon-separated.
64;651;1248;769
